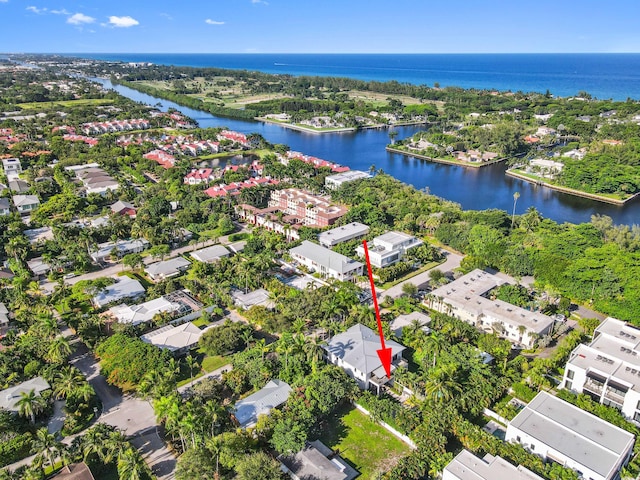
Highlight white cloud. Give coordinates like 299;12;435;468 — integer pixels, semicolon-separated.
67;12;95;25
251;0;269;4
51;8;70;15
159;12;173;20
108;15;139;28
26;6;46;14
205;19;224;25
0;1;9;3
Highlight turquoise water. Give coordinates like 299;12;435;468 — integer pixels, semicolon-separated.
77;53;640;100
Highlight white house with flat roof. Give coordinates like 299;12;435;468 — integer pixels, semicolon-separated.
323;323;406;394
355;231;422;268
233;379;292;428
2;158;22;180
290;240;363;282
506;391;635;480
92;276;145;308
443;449;544;480
425;269;554;348
562;317;640;423
324;170;371;189
318;222;370;248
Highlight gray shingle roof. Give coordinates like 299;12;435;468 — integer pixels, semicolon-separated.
234;379;292;427
0;377;50;412
324;324;406;376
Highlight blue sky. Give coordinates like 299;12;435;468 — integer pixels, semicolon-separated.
2;0;640;53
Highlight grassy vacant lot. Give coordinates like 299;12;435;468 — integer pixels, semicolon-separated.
17;98;115;109
317;404;410;479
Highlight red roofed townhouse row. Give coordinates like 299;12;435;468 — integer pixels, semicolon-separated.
281;151;350;173
204;178;279;198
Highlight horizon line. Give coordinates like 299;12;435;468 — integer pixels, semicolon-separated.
5;51;640;55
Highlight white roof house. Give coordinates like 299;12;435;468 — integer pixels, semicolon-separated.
443;449;543;480
390;311;431;338
323;323;406;392
108;291;194;326
562;317;640;424
12;194;40;214
0;377;50;412
0;302;9;326
324;170;371;189
318;222;370;248
425;269;554;348
355;231;423;268
90;239;150;262
140;321;208;354
1;158;22;180
506;391;635;480
189;245;231;263
233;379;292;428
27;257;51;277
231;288;275;310
289;240;363;282
145;257;191;281
24;226;54;244
92;276;146;308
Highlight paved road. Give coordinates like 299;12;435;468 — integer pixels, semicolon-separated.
69;341;176;479
380;250;464;299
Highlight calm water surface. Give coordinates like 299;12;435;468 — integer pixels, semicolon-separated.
97;79;640;226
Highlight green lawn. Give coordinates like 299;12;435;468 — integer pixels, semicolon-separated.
176;352;229;387
17;98;115;109
316;404;411;479
379;260;442;289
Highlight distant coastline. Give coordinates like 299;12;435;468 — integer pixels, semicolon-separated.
71;53;640;100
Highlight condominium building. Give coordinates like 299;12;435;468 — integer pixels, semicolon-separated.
506;391;635;480
289;240;363;282
355;231;423;268
562;317;640;423
318;222;370;248
443;449;543;480
425;269;554;348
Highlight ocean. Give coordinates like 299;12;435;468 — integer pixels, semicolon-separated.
75;53;640;101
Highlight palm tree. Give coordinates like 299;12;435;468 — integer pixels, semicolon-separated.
32;427;65;470
53;366;85;399
423;331;448;368
117;447;149;480
205;436;223;480
17;389;47;424
47;336;73;364
511;191;520;229
185;355;200;384
424;364;462;405
304;336;325;371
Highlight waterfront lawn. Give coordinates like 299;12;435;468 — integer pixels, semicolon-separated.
316;404;410;479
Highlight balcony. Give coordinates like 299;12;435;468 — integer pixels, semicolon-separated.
583;379;604;396
604;388;626;405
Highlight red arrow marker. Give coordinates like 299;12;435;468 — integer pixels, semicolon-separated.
361;240;392;378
